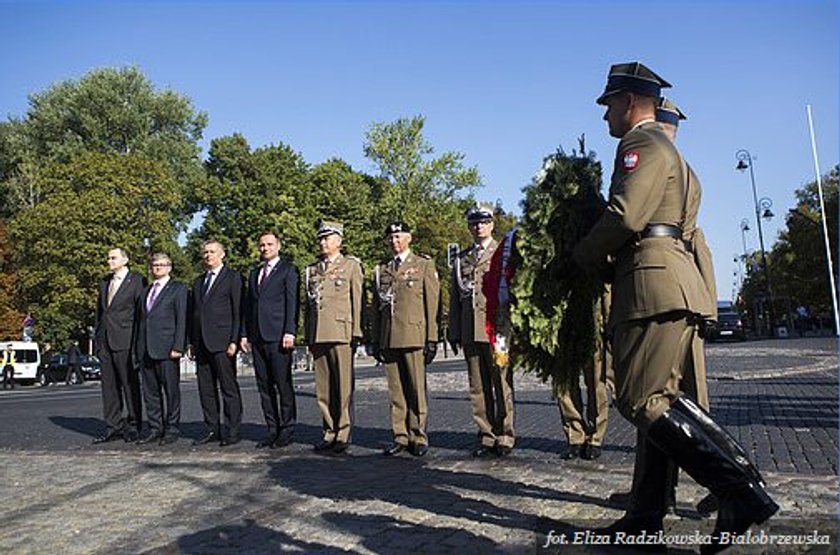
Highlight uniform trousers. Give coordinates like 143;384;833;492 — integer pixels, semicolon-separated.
311;343;354;443
252;339;296;441
383;347;428;447
557;349;609;448
98;346;142;434
140;356;181;436
195;345;242;438
463;342;515;449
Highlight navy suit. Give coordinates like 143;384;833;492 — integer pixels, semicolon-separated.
189;266;244;439
95;270;146;435
135;279;188;437
243;258;299;442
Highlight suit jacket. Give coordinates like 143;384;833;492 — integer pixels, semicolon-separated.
372;251;440;349
243;258;299;343
574;121;712;326
304;253;364;345
449;239;498;345
189;266;244;353
95;270;147;352
135;280;189;361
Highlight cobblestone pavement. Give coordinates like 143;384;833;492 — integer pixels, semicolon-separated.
0;338;836;554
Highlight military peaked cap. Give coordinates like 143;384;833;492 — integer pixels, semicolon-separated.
466;202;494;223
316;220;344;239
596;62;672;105
384;221;411;236
655;96;687;126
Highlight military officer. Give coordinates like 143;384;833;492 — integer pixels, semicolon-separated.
573;62;776;551
304;221;364;454
371;221;440;457
449;203;515;458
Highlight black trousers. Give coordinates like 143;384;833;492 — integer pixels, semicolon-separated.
196;344;242;437
65;362;83;384
2;364;13;389
141;355;181;436
97;347;142;434
252;340;296;440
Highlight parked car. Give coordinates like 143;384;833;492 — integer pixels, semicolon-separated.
709;312;747;342
37;353;101;386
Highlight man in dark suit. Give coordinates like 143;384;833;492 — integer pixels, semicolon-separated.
94;248;146;443
135;252;188;445
189;240;244;447
241;231;299;449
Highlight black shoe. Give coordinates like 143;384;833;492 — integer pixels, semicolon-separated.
581;444;602;460
313;440;334;452
561;445;582;460
159;434;179;445
607;490;633;508
255;438;275;449
332;441;349;454
272;436;292;449
220;436;241;447
411;444;428;457
696;493;719;516
471;446;495;458
92;431;123;444
383;443;407;456
192;432;220;446
123;429;140;443
495;445;512;457
137;433;163;445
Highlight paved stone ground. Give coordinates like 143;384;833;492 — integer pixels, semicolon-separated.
0;337;836;554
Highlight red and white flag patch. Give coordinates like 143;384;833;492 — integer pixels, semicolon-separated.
622;151;640;171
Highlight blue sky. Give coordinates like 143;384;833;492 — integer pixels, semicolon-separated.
1;0;838;299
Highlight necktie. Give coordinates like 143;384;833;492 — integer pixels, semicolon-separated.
146;282;160;312
258;262;270;288
202;271;214;294
107;277;119;306
393;257;401;271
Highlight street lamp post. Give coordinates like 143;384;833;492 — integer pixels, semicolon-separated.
736;149;775;335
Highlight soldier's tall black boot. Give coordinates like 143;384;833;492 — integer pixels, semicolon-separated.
647;396;778;555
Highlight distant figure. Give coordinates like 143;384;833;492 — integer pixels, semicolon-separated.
65;341;84;385
1;343;15;390
94;248;147;443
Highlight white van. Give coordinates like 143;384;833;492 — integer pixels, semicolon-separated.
2;341;41;383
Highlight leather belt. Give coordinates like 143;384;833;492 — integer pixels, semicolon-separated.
639;224;682;239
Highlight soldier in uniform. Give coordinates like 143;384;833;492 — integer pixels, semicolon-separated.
371;221;440;457
573;62;776;551
449;203;515;457
304;221;364;454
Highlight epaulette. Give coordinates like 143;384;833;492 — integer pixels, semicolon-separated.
345;255;361;263
416;253;432;260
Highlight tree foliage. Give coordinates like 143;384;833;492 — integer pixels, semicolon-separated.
9;153;185;345
0;66;207;220
0;222;24;340
510;141;607;395
752;166;839;322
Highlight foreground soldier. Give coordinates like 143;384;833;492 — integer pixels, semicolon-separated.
372;221;440;457
449;203;515;458
304;221;364;454
574;62;777;553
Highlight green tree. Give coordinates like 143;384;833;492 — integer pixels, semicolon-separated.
0;221;24;340
759;166;838;324
192;134;312;273
9;153;185;345
0;66;207;221
363;115;480;260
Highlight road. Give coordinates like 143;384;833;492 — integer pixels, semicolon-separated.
0;337;836;553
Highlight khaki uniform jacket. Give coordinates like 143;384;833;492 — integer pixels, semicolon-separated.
304;253;364;344
575;121;714;326
372;252;440;349
449;239;498;345
683;164;718;321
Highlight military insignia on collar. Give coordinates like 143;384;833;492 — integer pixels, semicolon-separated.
623;151;640;171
